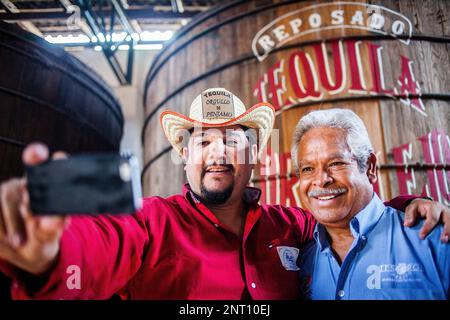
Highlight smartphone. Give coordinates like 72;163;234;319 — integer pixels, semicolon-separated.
26;152;142;215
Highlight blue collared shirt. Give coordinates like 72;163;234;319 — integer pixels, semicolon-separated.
298;194;450;300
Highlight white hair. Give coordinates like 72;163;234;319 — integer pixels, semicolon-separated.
291;108;373;175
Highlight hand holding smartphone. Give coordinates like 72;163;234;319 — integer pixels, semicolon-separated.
26;153;142;215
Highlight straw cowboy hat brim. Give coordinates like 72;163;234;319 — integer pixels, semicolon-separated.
160;102;275;155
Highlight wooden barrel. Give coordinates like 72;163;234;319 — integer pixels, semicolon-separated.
0;21;124;298
143;0;450;206
0;21;123;182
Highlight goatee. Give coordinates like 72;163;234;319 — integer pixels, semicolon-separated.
199;163;234;204
200;181;234;205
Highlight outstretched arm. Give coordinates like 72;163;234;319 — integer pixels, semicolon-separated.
1;213;149;300
0;143;150;299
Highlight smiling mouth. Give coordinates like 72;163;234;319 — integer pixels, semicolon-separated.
309;188;347;201
313;194;343;201
204;166;232;174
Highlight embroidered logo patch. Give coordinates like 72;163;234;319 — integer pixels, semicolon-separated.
276;246;300;271
366;262;425;289
201;90;235;120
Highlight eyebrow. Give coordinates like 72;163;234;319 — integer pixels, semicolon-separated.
191;129;244;138
227;131;245;138
298;152;350;167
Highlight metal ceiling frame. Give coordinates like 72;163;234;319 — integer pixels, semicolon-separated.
75;0;135;85
0;0;43;36
171;0;184;13
0;0;221;85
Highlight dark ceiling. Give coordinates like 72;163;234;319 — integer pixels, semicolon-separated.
0;0;225;84
0;0;224;37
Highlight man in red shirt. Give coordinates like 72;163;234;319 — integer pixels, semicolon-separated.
0;88;448;299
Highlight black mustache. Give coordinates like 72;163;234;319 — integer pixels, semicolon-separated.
201;165;234;180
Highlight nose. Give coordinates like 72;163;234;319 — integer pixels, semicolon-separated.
312;167;333;187
207;139;226;164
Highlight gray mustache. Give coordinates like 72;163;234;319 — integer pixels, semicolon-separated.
308;188;347;197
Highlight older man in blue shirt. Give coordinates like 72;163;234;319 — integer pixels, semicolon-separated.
292;108;450;300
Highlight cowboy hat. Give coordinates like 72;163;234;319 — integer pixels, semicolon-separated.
160;88;275;156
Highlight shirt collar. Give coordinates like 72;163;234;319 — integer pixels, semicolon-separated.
350;193;386;238
182;183;261;205
313;193;386;251
313;224;330;252
182;183;263;239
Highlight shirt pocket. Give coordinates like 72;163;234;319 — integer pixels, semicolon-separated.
267;238;301;271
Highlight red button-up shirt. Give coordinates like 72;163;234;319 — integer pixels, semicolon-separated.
0;185;413;300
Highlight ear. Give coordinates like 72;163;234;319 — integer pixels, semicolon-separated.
181;147;189;169
250;143;258;165
366;153;378;184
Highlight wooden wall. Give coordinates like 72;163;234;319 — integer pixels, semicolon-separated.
143;0;449;205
